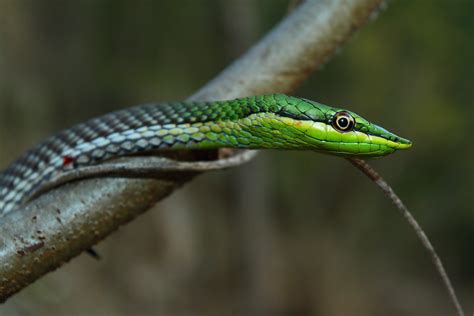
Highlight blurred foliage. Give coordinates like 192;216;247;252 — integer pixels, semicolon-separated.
0;1;473;315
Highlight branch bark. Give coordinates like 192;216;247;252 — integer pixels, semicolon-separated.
0;0;386;301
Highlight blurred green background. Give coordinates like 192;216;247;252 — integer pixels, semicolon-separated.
0;0;473;315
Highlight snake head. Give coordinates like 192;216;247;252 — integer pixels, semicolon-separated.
323;108;413;157
274;95;412;158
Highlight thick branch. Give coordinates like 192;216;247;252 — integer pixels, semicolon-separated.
0;0;386;301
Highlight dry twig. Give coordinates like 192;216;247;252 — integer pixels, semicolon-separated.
348;158;465;316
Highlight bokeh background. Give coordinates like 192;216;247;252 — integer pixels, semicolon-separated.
0;0;473;315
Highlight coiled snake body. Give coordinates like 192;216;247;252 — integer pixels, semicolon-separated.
0;94;411;214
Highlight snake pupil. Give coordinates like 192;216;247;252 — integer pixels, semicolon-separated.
338;117;348;128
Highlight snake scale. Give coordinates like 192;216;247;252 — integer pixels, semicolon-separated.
0;94;411;215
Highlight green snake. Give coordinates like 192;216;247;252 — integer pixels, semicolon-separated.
0;94;411;214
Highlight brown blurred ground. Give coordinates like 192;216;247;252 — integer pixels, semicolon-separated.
0;1;473;315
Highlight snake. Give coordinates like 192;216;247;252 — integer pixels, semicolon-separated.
0;94;411;215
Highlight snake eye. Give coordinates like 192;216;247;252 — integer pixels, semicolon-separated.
332;111;355;132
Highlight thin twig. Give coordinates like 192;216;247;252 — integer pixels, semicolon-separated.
29;151;258;202
347;158;465;316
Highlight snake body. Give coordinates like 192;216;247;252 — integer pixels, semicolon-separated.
0;94;411;215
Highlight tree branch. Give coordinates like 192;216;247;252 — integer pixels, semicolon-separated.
0;0;386;301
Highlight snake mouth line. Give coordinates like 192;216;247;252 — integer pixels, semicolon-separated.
365;132;412;149
288;128;408;156
394;140;412;149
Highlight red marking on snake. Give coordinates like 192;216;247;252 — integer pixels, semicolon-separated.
62;156;74;166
